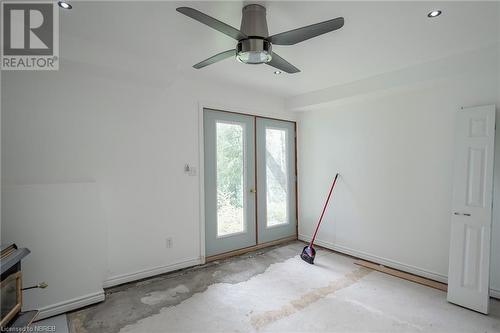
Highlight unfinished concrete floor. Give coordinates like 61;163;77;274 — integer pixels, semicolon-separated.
68;241;500;332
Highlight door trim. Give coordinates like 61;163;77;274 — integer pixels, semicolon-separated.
198;102;297;263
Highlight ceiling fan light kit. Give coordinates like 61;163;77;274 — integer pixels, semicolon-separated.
176;4;344;74
236;39;272;64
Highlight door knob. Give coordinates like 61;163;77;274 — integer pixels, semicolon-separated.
250;188;257;193
453;212;471;216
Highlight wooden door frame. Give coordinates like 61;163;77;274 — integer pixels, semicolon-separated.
198;102;298;263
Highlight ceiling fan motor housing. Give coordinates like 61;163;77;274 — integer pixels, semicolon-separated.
240;4;269;37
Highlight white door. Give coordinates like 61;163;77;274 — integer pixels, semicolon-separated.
448;105;496;314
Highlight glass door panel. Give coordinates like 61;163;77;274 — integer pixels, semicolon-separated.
265;127;289;227
216;122;246;237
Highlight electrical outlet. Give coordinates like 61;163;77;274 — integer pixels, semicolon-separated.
166;237;173;249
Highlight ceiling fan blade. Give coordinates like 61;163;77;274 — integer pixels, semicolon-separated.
176;7;247;41
267;17;344;45
193;49;236;69
266;52;300;73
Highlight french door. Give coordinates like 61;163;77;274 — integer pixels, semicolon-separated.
256;118;297;243
204;109;296;257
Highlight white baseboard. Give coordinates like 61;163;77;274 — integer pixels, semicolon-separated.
36;291;105;321
103;257;202;289
299;234;448;283
35;258;203;320
299;234;500;299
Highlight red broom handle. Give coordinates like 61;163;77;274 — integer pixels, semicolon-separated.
310;173;339;247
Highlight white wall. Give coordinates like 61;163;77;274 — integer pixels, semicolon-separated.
1;59;292;316
296;46;500;293
2;183;106;317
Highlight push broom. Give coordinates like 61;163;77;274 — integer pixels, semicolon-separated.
300;173;339;264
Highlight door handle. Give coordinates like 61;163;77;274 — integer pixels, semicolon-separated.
250;188;257;193
453;212;471;216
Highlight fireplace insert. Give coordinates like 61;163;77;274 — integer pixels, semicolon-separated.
0;244;30;328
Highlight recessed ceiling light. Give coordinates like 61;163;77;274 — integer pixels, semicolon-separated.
427;10;442;18
58;1;72;9
274;70;282;75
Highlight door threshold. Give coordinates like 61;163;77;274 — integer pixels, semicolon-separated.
206;235;297;262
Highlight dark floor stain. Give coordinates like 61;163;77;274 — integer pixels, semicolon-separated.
68;241;305;333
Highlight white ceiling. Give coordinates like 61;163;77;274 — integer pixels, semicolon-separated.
61;1;500;97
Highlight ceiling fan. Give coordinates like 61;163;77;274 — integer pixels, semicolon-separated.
176;4;344;74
